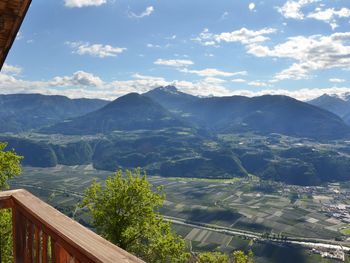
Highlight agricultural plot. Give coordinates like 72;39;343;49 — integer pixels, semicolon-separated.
171;224;342;263
9;165;348;242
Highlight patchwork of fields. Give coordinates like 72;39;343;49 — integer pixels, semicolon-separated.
9;165;350;262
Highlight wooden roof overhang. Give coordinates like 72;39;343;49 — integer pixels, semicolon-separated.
0;0;32;70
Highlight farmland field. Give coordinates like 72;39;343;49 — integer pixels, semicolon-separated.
8;165;350;262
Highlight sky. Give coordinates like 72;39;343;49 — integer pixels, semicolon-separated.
1;0;350;101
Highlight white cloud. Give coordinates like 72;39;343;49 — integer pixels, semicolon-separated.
66;42;126;58
193;27;276;47
249;3;256;11
224;87;350;101
215;27;276;45
277;0;319;20
2;71;350;101
154;59;194;67
307;7;350;30
278;1;349;30
329;78;346;83
247;32;350;80
165;35;177;40
274;63;310;80
146;43;161;48
220;11;229;20
205;53;214;57
128;6;154;19
248;80;270;87
192;28;218;46
16;31;23;41
64;0;106;8
232;78;246;83
180;68;247;77
51;71;104;87
2;64;22;75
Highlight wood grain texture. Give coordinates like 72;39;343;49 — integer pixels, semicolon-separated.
42;232;48;263
1;189;144;263
13;208;26;263
0;0;32;69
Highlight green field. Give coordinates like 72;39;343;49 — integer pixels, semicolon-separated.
8;165;350;262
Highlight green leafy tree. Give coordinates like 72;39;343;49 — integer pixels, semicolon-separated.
0;142;22;262
196;252;229;263
233;250;254;263
81;169;189;262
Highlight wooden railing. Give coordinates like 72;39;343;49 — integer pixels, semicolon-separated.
0;189;144;263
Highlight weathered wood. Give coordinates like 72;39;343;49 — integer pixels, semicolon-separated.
0;189;144;263
34;226;40;263
54;242;74;263
51;238;56;263
13;208;26;263
0;0;32;69
42;232;48;263
27;220;34;263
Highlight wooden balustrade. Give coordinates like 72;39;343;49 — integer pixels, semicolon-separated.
0;189;144;263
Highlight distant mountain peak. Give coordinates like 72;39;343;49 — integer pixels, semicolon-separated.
313;93;347;102
151;85;180;94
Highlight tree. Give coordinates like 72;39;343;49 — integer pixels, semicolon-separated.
0;142;22;262
0;142;22;189
195;250;253;263
196;252;229;263
233;250;254;263
81;169;189;262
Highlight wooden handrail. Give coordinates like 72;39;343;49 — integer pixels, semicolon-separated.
0;189;144;263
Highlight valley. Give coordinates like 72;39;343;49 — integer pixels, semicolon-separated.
3;88;350;262
3;130;350;186
10;165;350;262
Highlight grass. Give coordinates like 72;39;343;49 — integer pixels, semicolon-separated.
340;226;350;235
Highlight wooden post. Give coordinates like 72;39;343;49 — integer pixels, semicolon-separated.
42;232;48;263
13;208;26;263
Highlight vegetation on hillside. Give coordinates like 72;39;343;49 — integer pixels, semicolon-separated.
0;142;22;262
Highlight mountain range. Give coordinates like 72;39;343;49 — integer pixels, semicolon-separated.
41;93;187;135
0;93;108;132
2;87;350;185
37;86;350;140
308;94;350;125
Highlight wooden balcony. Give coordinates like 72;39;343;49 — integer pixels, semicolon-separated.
0;189;144;263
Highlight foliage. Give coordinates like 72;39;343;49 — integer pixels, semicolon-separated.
195;250;253;263
196;252;229;263
233;250;253;263
81;169;189;262
0;142;22;262
0;210;12;263
0;142;22;189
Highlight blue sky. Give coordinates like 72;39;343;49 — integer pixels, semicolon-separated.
1;0;350;100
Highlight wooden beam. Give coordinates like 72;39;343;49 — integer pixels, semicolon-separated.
0;189;144;263
0;0;32;70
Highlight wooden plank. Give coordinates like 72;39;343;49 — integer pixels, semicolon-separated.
13;208;26;263
35;226;40;263
0;0;32;69
10;189;144;263
54;242;74;263
26;219;33;263
42;232;48;263
51;238;56;263
0;189;16;208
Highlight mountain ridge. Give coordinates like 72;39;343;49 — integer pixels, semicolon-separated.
0;93;108;132
41;92;189;135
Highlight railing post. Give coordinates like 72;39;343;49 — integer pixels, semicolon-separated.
52;239;75;263
12;207;26;263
